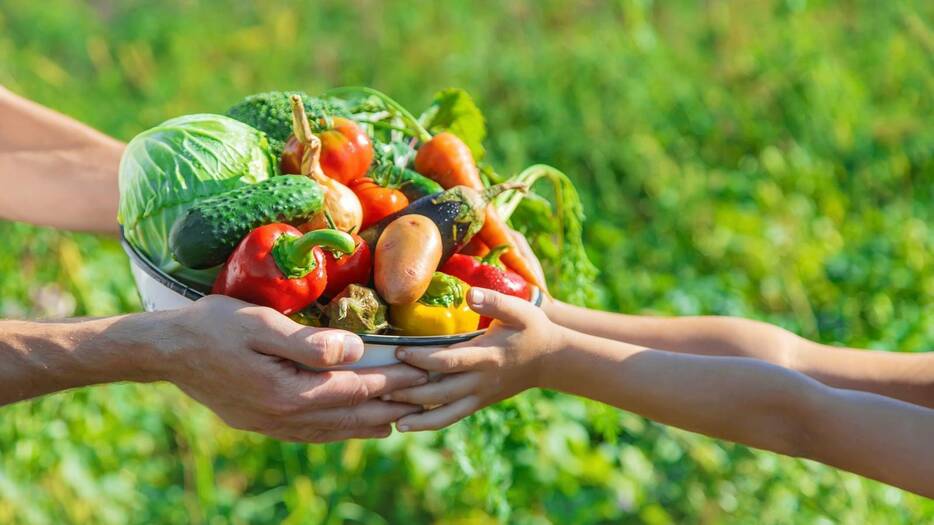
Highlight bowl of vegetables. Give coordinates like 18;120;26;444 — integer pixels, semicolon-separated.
117;88;587;369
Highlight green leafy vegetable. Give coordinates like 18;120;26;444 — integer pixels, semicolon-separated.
117;114;277;289
225;91;349;157
419;88;487;160
494;165;599;306
325;86;431;142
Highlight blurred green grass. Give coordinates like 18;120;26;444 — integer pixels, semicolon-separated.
0;0;932;523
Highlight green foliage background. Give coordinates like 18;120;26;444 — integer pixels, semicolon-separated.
1;0;931;523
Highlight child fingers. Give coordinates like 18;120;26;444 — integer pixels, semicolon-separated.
466;288;534;327
395;396;482;432
396;345;499;372
383;373;479;405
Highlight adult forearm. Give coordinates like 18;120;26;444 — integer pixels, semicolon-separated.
0;314;168;405
0;85;124;234
541;329;934;497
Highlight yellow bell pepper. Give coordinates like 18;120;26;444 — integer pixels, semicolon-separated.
391;273;480;336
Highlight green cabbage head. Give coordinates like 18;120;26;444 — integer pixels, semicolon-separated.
118;114;276;290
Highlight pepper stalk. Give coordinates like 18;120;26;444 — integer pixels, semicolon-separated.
272;229;356;279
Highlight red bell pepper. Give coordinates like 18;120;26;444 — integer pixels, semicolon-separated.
322;233;373;298
439;245;532;328
212;224;356;315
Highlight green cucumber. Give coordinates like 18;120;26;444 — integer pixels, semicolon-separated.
170;175;324;269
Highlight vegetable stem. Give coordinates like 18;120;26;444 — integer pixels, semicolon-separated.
325;86;433;142
492;164;599;305
275;229;356;278
290;94;324;175
480;245;509;268
481;181;527;203
289;95;315;145
493;165;565;221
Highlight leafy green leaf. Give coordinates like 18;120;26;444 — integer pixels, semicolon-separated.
117;114;276;290
419;88;487;160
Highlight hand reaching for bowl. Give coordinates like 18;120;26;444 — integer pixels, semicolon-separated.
386;289;934;498
384;288;564;431
160;295;428;442
0;295;427;443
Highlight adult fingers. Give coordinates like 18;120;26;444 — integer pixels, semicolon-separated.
354;364;430;397
290;365;428;410
395;346;501;373
272;425;393;443
287;400;422;430
466;288;534;328
246;308;364;368
383;373;480;406
395;396;482;432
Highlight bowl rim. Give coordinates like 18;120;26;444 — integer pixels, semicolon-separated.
119;227;542;346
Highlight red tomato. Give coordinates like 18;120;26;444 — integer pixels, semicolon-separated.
348;177;409;230
319;117;374;185
279;117;373;183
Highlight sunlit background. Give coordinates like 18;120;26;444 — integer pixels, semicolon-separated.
1;1;931;523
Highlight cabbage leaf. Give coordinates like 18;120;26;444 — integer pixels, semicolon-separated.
118;114;276;290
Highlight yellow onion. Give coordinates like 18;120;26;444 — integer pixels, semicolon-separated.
289;95;363;234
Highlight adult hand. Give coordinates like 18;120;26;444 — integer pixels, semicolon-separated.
157;295;427;442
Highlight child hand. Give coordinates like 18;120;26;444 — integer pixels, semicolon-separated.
386;288;565;432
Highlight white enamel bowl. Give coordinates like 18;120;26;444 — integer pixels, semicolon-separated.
120;231;541;369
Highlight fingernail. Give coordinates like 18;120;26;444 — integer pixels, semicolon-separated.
381;394;393;401
468;288;485;306
415;375;428;385
342;334;364;363
397;423;410;432
395;348;407;360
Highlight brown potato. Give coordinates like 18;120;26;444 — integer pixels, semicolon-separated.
374;215;442;304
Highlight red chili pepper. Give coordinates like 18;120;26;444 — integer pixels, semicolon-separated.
212;224;356;315
440;245;532;328
322;233;373;298
348;177;409;229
